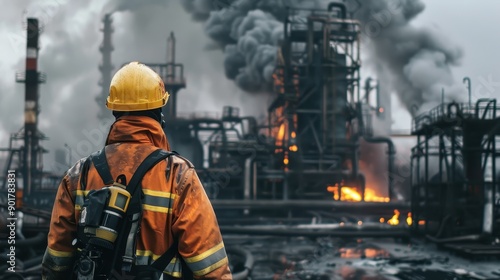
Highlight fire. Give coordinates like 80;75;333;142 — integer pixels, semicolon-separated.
327;185;362;201
406;212;412;226
327;185;340;200
326;184;390;202
387;209;400;225
277;123;286;143
283;156;289;165
364;188;390;202
341;187;362;201
289;145;298;152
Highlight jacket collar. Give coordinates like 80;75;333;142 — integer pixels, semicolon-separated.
105;115;170;150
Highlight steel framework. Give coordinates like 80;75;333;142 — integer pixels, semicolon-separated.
411;99;500;241
267;4;363;199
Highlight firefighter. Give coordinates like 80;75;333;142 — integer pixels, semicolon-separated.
42;62;232;279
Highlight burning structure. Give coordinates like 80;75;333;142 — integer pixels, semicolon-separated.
1;2;500;280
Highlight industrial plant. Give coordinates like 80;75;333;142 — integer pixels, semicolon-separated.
0;1;499;279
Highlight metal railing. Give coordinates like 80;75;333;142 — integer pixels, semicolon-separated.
412;99;500;133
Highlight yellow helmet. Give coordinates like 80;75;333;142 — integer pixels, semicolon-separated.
106;62;169;111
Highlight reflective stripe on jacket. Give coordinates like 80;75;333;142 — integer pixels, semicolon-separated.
42;115;232;279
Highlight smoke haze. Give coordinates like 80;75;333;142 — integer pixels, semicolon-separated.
0;0;466;176
0;0;268;175
182;0;464;115
348;0;465;115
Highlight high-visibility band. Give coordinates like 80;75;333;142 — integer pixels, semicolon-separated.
191;257;228;276
142;189;177;199
47;247;74;258
74;190;90;210
135;250;182;277
44;247;76;271
136;250;183;277
75;189;175;213
142;189;175;214
136;249;161;260
135;250;161;266
185;242;228;276
164;257;182;278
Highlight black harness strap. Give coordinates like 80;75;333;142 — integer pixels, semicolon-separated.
109;149;177;274
90;148;114;185
82;147;177;278
126;149;176;199
151;240;194;279
150;240;189;279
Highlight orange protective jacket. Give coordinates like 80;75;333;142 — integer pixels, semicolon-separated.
42;116;232;279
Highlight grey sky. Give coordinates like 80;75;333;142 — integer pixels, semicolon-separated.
0;0;499;171
392;0;500;128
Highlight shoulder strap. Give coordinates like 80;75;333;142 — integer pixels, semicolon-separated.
90;148;114;185
151;240;194;280
112;149;177;273
126;149;176;196
89;147;176;193
150;241;178;272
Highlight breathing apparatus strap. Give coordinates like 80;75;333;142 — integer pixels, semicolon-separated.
90;149;114;185
110;149;177;273
82;147;177;277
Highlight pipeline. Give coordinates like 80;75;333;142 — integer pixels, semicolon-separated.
227;247;254;280
426;234;483;244
363;136;396;201
220;225;409;238
244;157;257;200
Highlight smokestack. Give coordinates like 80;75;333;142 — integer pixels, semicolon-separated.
97;13;114;119
15;18;46;196
163;31;185;121
166;32;176;83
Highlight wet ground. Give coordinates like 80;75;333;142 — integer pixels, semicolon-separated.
225;236;500;280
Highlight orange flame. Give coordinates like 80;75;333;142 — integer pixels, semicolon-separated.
364;188;390;202
406;212;412;226
283;157;289;165
326;185;389;202
277;123;286;142
341;187;362;202
387;209;400;226
327;185;362;201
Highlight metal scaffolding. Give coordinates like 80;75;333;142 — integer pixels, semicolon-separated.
268;4;363;199
411;99;500;242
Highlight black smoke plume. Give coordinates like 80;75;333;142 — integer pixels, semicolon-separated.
182;0;324;93
183;0;465;115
